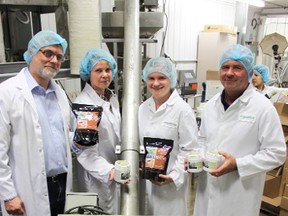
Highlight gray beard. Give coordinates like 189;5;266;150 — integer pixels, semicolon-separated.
39;67;58;80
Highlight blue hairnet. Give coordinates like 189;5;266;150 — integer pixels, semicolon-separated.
80;48;117;82
23;30;68;65
253;64;270;83
219;44;254;80
143;57;177;89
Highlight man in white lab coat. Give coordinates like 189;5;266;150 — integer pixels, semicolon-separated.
193;44;287;216
0;30;73;216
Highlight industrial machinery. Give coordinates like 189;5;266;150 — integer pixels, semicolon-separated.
0;1;164;215
101;0;164;101
260;32;288;87
0;0;71;83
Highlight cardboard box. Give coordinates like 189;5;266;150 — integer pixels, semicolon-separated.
204;25;237;35
280;196;288;210
206;70;219;80
282;125;288;143
262;195;282;207
280;209;288;216
274;103;288;126
284;184;288;197
263;174;282;198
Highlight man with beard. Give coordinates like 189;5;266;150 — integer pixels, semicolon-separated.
0;30;73;216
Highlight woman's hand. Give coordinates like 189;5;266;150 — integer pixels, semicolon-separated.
150;174;173;186
109;168;115;181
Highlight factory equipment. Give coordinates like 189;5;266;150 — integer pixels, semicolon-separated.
101;0;164;107
0;0;165;215
178;69;198;96
260;32;288;87
0;0;71;81
0;0;65;63
101;1;164;72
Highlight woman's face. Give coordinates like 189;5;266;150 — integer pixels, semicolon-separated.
252;72;264;90
147;72;171;101
90;60;112;93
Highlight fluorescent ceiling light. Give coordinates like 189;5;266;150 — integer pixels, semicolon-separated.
236;0;265;7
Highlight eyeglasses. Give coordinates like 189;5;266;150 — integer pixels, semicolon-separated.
39;49;64;62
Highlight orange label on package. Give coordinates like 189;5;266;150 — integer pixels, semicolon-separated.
77;111;99;130
145;146;169;170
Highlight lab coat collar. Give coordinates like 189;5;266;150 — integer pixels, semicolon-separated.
14;68;38;114
234;84;254;104
83;83;116;105
15;68;70;121
148;89;179;112
213;84;254;106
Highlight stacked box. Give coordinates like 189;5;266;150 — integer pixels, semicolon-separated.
204;25;237;35
261;103;288;213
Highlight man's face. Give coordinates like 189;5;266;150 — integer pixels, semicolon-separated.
220;60;249;95
29;45;63;81
252;72;265;90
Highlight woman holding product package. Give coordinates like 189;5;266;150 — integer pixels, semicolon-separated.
138;57;198;216
72;48;121;214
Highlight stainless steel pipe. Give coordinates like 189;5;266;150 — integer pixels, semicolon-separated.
120;0;141;215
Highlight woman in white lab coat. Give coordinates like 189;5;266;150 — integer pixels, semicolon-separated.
0;69;73;216
252;64;288;100
72;48;121;214
193;44;287;216
138;57;198;216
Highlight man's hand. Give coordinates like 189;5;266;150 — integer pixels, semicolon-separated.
210;151;237;177
4;196;25;215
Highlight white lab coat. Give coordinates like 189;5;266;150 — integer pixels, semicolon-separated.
73;83;121;214
255;84;287;98
138;89;198;216
0;68;73;216
194;84;287;216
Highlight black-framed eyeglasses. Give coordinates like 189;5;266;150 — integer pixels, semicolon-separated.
39;49;64;62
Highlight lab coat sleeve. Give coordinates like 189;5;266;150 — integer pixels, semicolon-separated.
236;106;287;179
76;145;114;184
169;109;198;189
0;90;18;201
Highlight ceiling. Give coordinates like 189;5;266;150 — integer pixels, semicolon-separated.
255;0;288;16
264;0;288;8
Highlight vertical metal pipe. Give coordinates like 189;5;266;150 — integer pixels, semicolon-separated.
120;0;140;215
0;11;5;63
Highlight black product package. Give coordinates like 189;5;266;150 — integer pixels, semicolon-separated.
142;137;173;182
72;103;103;146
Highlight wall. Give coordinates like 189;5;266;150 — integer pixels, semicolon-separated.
146;0;236;73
